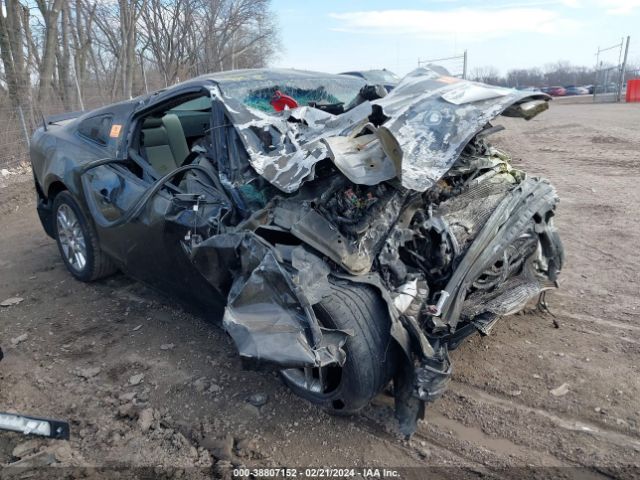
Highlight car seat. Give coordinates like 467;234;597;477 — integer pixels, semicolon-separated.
141;114;190;175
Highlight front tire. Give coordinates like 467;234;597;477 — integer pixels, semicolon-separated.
281;279;397;413
53;191;116;282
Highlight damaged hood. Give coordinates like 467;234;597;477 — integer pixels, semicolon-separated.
219;67;550;193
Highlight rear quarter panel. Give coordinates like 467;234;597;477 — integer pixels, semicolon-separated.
31;126;103;200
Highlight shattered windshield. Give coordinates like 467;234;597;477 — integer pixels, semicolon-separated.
342;70;401;85
212;69;367;112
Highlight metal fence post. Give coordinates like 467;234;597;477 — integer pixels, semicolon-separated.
618;36;631;102
462;50;468;79
17;105;30;149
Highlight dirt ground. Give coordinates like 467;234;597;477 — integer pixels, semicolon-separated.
1;102;639;479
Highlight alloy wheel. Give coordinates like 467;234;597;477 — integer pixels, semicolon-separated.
56;204;87;271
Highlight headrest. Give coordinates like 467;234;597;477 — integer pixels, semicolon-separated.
162;113;181;126
142;117;163;128
142;126;168;147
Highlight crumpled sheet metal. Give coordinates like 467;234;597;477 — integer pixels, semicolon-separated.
218;68;548;194
223;251;348;368
290;246;332;305
439;177;561;331
323;134;397;186
191;233;347;368
373;70;549;191
219;90;372;193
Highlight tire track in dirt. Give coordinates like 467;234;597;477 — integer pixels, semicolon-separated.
557;311;640;333
363;399;614;479
415;416;612;480
449;381;640;447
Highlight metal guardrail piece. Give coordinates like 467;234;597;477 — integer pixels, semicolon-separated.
0;412;70;440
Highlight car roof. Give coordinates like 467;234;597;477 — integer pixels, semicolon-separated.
339;69;401;85
78;68;369;119
198;68;360;84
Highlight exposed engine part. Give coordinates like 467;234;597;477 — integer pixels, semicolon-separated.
324;184;394;236
426;290;450;317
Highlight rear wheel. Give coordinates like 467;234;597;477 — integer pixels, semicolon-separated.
281;280;397;413
53;191;117;282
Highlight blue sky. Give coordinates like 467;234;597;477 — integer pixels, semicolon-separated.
270;0;639;76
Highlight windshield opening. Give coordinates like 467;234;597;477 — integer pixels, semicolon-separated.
214;71;366;112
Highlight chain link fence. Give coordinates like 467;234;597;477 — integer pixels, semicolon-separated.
592;36;632;103
0;90;146;171
0;105;33;170
593;65;623;102
418;51;468;79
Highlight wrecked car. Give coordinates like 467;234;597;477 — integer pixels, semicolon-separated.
30;67;563;435
339;69;401;92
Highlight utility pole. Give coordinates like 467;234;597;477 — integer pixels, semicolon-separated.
462;50;468;79
593;48;600;103
618;36;630;102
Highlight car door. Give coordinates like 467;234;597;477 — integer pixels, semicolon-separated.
82;158;173;280
73;111;162;266
82;94;227;313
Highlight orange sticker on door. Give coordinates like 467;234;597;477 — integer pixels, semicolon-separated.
109;124;122;138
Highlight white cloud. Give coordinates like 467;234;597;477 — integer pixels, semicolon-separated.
597;0;640;14
329;8;582;40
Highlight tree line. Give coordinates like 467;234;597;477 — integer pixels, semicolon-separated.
469;60;639;87
0;0;280;122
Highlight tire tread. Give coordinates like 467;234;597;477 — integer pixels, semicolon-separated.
283;278;397;414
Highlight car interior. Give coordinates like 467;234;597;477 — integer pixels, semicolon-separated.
140;115;190;175
131;94;212;178
127;83;365;181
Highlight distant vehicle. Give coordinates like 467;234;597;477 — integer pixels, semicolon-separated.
542;86;566;96
564;86;589;96
340;69;401;91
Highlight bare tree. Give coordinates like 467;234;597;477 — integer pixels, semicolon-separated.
137;0;280;86
506;67;544;88
199;0;279;73
90;0;144;99
138;0;200;86
0;0;32;111
35;0;64;103
69;0;97;104
542;61;595;86
55;0;74;109
119;0;143;98
0;0;280;114
469;66;503;86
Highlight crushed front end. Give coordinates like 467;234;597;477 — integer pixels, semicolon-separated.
168;68;563;435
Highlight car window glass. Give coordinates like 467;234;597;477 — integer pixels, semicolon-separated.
169;96;211;111
78;115;113;146
214;72;366;112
